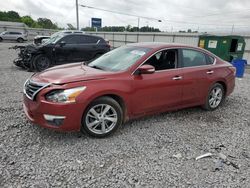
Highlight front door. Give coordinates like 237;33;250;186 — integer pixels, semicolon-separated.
131;49;183;115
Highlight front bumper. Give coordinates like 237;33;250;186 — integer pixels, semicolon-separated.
13;48;33;69
23;94;86;131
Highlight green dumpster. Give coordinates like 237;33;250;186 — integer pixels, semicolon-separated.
198;35;246;62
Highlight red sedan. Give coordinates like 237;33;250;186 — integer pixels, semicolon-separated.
23;43;236;137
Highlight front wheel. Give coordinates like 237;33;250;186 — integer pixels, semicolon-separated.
81;97;123;138
32;54;51;72
203;83;225;111
0;37;2;42
17;38;24;43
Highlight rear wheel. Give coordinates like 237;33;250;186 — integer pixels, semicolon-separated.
33;54;51;72
0;37;2;42
203;83;225;111
17;38;24;43
81;97;123;138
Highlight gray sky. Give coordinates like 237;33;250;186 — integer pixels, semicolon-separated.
1;0;250;33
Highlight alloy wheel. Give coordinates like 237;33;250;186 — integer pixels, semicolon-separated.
209;86;223;108
85;104;118;135
37;56;50;70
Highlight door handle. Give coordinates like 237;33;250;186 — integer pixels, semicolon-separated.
206;70;214;74
172;76;183;80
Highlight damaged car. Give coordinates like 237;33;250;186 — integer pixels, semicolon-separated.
12;33;110;71
33;30;85;45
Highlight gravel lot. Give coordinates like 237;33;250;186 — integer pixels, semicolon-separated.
0;42;250;188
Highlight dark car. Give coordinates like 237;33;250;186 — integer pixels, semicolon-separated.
23;43;236;137
33;30;85;45
13;33;110;71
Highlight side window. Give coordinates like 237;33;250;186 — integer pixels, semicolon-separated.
62;36;80;44
206;55;215;65
78;36;98;44
182;49;207;67
144;49;177;71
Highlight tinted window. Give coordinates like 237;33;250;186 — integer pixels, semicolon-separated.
144;49;177;71
78;36;98;44
9;32;21;35
61;35;80;44
182;49;207;67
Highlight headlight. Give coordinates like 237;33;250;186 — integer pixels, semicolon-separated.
45;86;86;103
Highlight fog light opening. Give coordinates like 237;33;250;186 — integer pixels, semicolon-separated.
43;114;65;126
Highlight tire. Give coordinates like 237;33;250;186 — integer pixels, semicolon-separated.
0;37;2;42
32;54;51;72
81;97;123;138
17;38;24;43
203;83;225;111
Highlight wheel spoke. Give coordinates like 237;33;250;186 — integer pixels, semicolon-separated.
101;121;106;132
212;100;217;107
209;98;214;105
87;113;97;119
105;116;117;123
212;89;216;96
89;108;99;118
215;89;221;96
87;120;99;128
102;105;111;116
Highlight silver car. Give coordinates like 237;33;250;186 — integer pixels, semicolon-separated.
0;31;28;43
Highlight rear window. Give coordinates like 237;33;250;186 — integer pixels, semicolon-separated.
181;49;207;67
9;32;22;35
78;36;99;44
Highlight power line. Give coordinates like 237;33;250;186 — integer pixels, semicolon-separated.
79;3;250;28
79;4;162;22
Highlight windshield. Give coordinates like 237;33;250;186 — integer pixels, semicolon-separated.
88;46;151;71
43;33;64;45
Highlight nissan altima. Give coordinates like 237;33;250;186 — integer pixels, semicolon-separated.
23;43;236;137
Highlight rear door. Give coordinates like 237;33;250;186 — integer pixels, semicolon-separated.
131;49;183;115
9;32;18;40
77;35;100;61
180;48;216;106
54;35;80;63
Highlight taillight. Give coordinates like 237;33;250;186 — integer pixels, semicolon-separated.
105;39;111;49
229;66;236;76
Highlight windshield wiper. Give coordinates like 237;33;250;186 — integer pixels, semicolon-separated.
88;65;104;70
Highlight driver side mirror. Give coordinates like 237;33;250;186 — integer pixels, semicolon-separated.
137;65;155;75
59;41;66;47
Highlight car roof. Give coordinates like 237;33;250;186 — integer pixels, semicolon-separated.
127;42;198;49
62;33;103;38
127;42;217;57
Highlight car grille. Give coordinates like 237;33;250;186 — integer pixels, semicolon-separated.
24;80;50;100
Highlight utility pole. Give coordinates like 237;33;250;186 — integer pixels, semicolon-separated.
137;17;140;32
76;0;79;30
231;24;234;34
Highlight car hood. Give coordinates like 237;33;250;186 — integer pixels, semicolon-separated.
31;63;112;84
23;44;40;52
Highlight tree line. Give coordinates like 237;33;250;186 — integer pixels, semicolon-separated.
0;10;59;29
82;25;161;32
